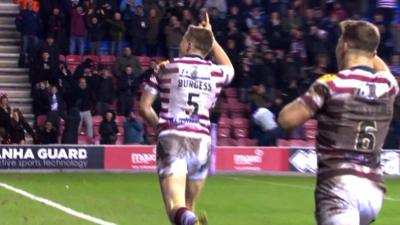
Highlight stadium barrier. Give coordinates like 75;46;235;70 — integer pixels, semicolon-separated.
0;145;399;175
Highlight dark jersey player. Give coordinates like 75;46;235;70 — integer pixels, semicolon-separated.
278;20;398;225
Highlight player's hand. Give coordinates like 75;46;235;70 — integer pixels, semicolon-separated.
200;11;212;32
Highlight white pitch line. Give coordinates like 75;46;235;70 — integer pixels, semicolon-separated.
223;176;400;202
0;182;117;225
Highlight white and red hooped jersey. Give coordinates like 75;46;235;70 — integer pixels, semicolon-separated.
144;56;234;138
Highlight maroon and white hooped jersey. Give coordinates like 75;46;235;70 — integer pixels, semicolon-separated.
298;66;399;187
144;56;234;138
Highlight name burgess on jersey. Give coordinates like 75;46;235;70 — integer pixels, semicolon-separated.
177;78;212;92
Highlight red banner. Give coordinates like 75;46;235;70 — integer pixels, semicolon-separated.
104;146;156;170
216;147;289;172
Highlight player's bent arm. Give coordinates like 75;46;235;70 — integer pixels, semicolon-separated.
373;56;390;72
278;100;313;132
212;41;233;69
139;91;159;129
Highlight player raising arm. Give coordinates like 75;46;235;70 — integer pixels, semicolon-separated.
139;12;233;225
278;20;398;225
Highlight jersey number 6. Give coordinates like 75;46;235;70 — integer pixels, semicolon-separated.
355;121;377;151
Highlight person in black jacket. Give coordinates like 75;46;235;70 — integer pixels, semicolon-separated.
16;2;41;67
0;95;12;143
117;65;139;116
61;107;81;144
129;6;147;55
77;77;94;138
86;16;103;56
47;85;66;133
32;51;57;84
32;81;50;116
34;36;60;64
9;108;35;144
99;110;119;144
95;68;115;115
38;120;58;144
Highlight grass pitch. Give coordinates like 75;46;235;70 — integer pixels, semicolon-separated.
0;173;399;225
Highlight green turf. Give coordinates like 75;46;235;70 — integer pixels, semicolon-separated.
0;173;399;225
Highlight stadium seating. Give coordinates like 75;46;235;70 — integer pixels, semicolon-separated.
232;118;249;128
66;55;82;65
99;55;116;67
277;139;290;147
93;115;102;126
67;64;78;74
232;127;249;139
217;127;231;138
224;88;238;98
83;55;100;64
217;117;231;128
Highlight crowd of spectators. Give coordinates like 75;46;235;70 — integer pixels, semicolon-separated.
4;0;400;146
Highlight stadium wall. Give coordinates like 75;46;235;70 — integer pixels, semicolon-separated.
0;145;399;176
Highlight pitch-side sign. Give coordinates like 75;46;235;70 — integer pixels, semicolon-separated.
0;146;104;169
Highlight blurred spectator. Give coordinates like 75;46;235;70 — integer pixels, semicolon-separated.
252;107;286;146
15;0;40;12
77;77;94;138
204;0;227;15
225;39;241;87
377;23;392;61
47;7;67;53
120;0;143;11
57;63;77;110
99;110;118;144
181;8;196;29
32;51;56;84
47;85;65;132
69;5;86;56
107;12;126;56
37;120;58;144
209;7;226;42
377;0;397;25
117;65;139;116
330;2;348;21
392;21;400;53
266;11;287;50
164;15;185;59
34;35;59;64
0;95;12;143
61;107;80;144
16;2;41;67
146;8;161;56
95;68;115;115
282;8;303;32
74;59;94;80
245;7;266;33
10;108;35;144
129;6;147;55
114;47;142;78
390;54;400;76
32;81;50;116
123;112;144;144
86;16;103;56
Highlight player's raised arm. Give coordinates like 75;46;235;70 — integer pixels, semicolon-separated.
202;12;233;69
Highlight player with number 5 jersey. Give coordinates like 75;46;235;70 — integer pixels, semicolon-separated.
139;12;233;225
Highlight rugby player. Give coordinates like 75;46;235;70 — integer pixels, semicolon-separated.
139;13;234;225
278;20;398;225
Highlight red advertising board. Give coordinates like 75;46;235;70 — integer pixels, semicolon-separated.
104;146;289;172
216;147;289;172
104;146;156;170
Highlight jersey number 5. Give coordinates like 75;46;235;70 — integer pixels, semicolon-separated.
355;121;377;151
188;93;200;114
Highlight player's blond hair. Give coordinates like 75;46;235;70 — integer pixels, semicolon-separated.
184;25;214;55
339;20;380;54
